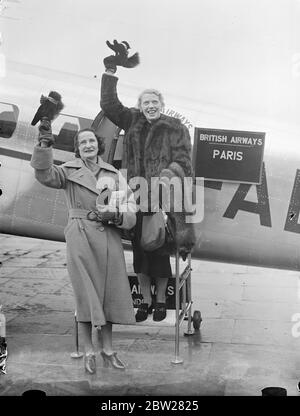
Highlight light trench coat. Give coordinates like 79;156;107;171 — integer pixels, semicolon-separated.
31;146;136;326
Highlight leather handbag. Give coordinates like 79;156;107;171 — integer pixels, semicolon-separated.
140;210;167;251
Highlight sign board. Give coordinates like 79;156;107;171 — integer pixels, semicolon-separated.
128;274;184;309
193;127;265;184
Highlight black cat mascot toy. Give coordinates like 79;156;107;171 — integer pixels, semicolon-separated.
31;91;64;147
103;40;140;73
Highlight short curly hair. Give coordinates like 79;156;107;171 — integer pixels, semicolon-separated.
136;89;165;111
74;128;105;158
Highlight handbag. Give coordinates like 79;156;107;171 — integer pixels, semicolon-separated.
140;210;167;251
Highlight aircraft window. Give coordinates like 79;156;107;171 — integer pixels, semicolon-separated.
51;114;93;153
0;102;19;138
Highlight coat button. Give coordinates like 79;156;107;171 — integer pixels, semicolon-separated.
77;202;82;207
98;226;105;231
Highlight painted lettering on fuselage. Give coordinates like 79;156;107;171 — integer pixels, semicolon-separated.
205;163;272;227
284;169;300;234
223;164;271;227
204;164;300;234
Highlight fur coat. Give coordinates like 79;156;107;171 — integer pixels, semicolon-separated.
100;73;195;257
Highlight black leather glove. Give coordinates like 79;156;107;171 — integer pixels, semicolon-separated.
38;117;55;147
97;209;123;225
103;55;118;73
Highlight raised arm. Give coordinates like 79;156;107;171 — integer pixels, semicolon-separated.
100;73;133;131
30;146;67;189
30;113;67;189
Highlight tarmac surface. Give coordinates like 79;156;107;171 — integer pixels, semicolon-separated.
0;232;299;396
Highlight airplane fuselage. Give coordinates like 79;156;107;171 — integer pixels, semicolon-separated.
1;62;300;271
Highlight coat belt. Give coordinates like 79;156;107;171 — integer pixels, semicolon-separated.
69;208;91;218
69;208;102;222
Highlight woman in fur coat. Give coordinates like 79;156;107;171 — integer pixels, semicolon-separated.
100;65;195;323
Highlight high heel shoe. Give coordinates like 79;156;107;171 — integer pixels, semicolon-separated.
84;353;96;374
101;351;126;370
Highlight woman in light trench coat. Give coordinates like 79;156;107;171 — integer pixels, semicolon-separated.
30;125;136;374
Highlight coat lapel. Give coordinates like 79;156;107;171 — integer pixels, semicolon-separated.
122;116;148;179
143;115;174;152
65;157;118;195
68;166;99;195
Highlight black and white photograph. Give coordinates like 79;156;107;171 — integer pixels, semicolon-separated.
0;0;300;403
